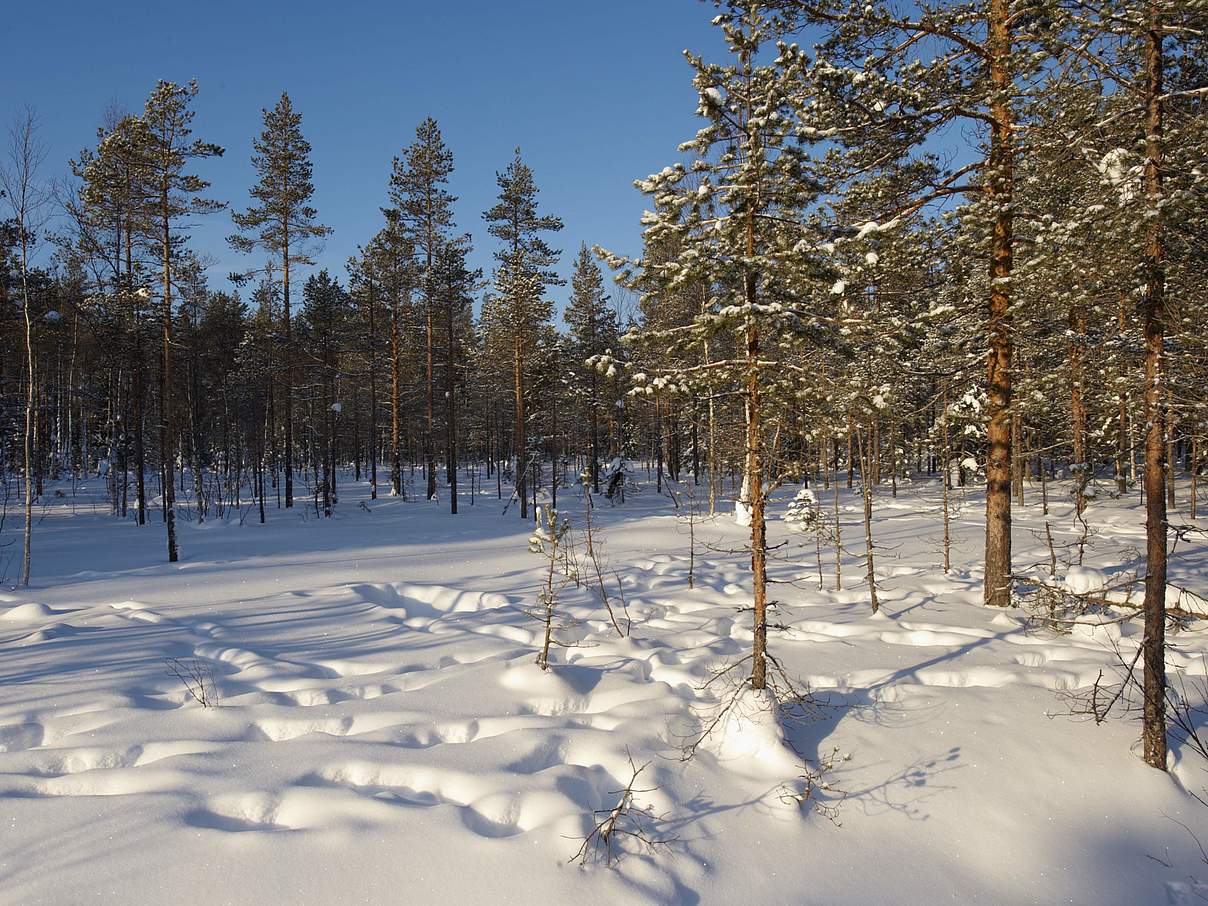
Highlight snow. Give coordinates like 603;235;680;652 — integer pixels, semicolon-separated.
1;601;57;621
1064;565;1109;596
733;498;751;527
1097;147;1139;203
700;687;799;780
1;474;1207;904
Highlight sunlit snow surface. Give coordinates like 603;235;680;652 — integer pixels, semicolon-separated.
2;474;1207;904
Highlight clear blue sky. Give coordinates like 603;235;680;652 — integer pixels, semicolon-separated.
5;0;729;313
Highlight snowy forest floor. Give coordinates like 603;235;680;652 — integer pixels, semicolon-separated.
2;471;1208;904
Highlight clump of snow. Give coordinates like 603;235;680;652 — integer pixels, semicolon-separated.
1064;566;1108;596
1;602;54;621
1070;613;1124;644
700;687;799;780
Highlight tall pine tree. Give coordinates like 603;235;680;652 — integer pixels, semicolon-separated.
229;91;331;509
142;80;223;562
388;118;457;501
483;148;563;520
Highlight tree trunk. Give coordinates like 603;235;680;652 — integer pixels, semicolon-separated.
514;334;527;520
983;0;1014;608
746;318;768;691
133;328;147;524
1070;301;1088;514
1189;436;1197;521
1140;4;1167;771
446;292;458;515
743;192;768;690
425;302;436;500
390;298;402;497
941;383;952;574
857;426;879;613
589;369;600;493
1116;294;1130;494
19;224;34;585
368;282;378;500
161;190;178;562
283;235;294;508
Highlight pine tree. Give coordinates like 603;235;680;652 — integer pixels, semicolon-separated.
387;117;458;501
229;91;331;510
347;244;386;500
601;1;828;690
299;270;349;517
1045;0;1208;771
72;112;156;524
372;219;418;499
483;148;563;520
142;80;223;562
787;0;1062;606
433;240;480;514
564;244;619;493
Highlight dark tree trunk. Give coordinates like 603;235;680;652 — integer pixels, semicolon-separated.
515;335;527;520
1140;4;1167;771
160;191;178;563
446;292;458;515
283;236;294;508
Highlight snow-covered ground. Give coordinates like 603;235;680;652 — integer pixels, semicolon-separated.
2;472;1208;904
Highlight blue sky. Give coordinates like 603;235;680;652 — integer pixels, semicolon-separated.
5;0;734;315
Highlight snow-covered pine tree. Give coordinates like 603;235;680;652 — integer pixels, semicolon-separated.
564;245;621;494
787;0;1060;606
482;148;564;520
600;1;829;690
1051;0;1208;771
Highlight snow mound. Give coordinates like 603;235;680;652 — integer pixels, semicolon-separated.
701;687;799;780
1;602;54;622
1063;566;1108;596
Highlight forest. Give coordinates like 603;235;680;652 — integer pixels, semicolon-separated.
2;1;1207;903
